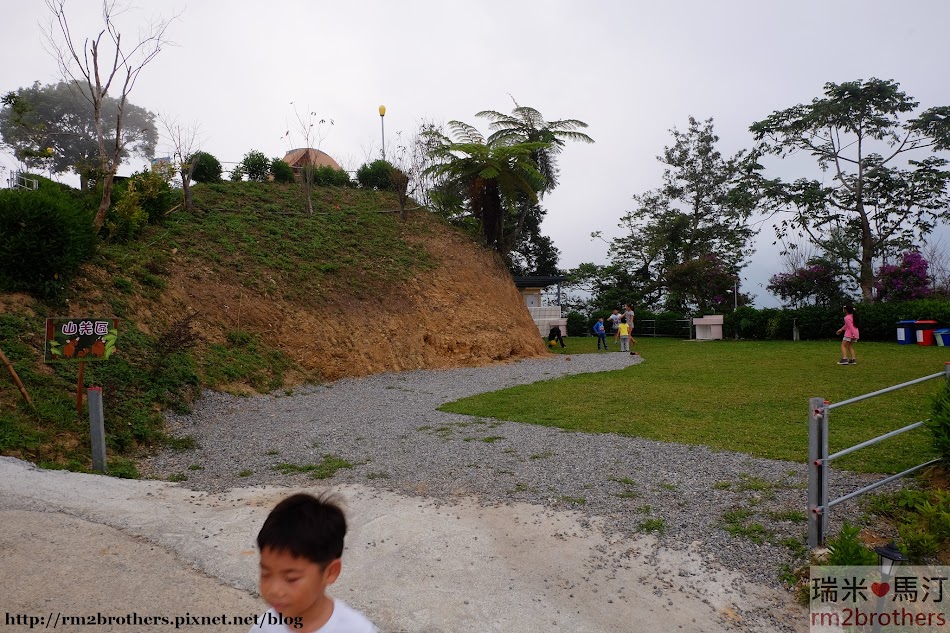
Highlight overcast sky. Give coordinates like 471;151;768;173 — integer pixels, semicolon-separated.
3;0;950;307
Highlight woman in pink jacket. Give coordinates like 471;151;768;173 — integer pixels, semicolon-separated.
836;304;859;365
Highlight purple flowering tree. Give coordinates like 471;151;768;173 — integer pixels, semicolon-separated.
767;260;847;307
875;251;933;302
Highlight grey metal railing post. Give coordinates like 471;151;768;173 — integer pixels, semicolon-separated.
820;400;830;542
88;386;107;472
808;397;825;548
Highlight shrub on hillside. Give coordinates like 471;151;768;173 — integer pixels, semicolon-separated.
356;159;395;190
270;159;295;183
303;165;352;187
0;188;97;298
106;169;176;240
189;151;222;183
241;150;270;182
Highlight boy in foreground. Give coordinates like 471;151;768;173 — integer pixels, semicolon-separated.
253;493;378;633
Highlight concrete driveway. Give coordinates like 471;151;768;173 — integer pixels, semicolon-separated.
0;457;806;632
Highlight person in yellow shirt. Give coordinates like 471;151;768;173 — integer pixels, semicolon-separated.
617;317;630;352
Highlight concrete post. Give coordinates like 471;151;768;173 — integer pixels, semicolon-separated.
88;386;107;472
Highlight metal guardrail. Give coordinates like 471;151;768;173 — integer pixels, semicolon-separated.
807;363;950;547
634;319;692;339
8;172;38;190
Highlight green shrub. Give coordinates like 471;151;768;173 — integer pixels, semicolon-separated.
189;151;222;183
566;311;587;336
303;165;352;187
0;188;96;298
866;487;950;562
241;150;270;182
270;159;295;183
632;311;692;337
106;170;175;240
689;301;950;342
106;188;148;242
826;522;878;565
229;164;245;182
356;159;395;190
928;382;950;464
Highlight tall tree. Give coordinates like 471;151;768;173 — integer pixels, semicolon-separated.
611;117;756;312
507;204;561;275
44;0;175;231
477;100;593;195
0;81;156;190
750;78;950;301
422;121;547;256
476;101;593;273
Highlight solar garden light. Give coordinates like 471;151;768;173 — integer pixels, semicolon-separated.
874;542;908;578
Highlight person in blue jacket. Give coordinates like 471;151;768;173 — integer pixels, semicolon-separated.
592;317;608;350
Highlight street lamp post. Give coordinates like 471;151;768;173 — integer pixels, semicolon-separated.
727;278;739;340
379;105;386;161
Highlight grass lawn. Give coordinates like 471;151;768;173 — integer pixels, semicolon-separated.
441;337;950;474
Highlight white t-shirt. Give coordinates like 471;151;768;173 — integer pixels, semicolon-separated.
251;602;377;633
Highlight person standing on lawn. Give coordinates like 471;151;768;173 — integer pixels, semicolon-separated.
835;304;859;365
593;317;608;350
623;304;637;353
617;317;631;352
609;310;621;344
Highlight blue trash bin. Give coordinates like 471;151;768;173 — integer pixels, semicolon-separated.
935;328;950;347
897;320;917;345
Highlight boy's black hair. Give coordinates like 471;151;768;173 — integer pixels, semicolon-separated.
257;493;346;565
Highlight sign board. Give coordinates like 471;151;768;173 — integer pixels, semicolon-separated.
44;318;118;362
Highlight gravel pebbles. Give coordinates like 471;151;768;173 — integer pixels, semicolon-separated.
140;352;877;589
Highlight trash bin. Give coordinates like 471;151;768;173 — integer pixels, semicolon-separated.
935;328;950;347
916;320;938;346
897;320;917;344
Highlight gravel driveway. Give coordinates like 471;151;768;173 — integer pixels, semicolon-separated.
141;352;875;589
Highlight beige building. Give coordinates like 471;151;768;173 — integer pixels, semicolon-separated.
280;148;342;175
514;276;567;336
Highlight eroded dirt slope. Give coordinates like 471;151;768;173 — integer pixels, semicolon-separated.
3;211;546;385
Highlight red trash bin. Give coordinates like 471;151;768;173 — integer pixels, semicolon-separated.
916;320;938;346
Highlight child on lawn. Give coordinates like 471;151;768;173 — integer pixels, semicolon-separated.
835;304;859;365
617;317;631;352
253;493;377;633
593;317;608;350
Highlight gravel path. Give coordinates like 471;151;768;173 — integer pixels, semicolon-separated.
140;352;876;588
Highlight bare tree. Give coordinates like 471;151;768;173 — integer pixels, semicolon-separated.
922;236;950;296
159;114;201;212
395;119;450;216
44;0;176;231
282;103;333;215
